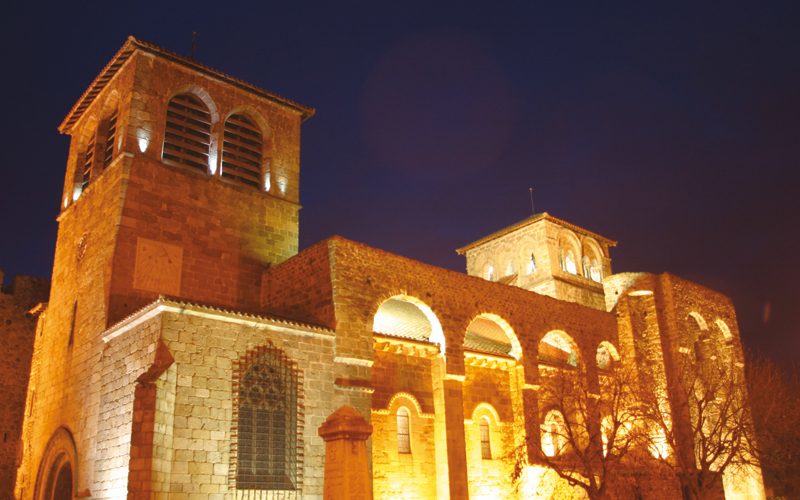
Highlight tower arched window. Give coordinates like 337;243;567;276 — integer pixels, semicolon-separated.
562;249;577;275
485;264;496;281
163;93;212;173
397;407;411;454
526;253;536;275
235;344;300;490
480;417;492;459
222;113;264;188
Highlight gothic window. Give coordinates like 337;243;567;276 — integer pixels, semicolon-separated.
222;113;264;188
541;409;567;457
480;417;492;459
397;407;411;454
235;344;300;491
101;109;118;169
163;93;212;173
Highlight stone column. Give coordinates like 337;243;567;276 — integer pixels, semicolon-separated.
442;375;470;499
318;405;373;500
522;385;541;462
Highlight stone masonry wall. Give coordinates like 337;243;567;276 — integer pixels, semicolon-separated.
0;273;48;499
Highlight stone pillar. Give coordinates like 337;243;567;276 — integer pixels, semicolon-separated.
318;405;373;500
522;385;541;462
443;375;470;499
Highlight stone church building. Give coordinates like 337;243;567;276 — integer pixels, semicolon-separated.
3;37;766;499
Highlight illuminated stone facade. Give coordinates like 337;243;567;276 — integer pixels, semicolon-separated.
9;37;765;499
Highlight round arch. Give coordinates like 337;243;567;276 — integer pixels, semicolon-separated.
167;84;220;124
538;330;581;368
687;311;708;331
372;294;445;353
34;427;78;500
463;313;522;360
386;391;425;416
557;230;581;275
471;402;502;424
595;341;620;370
715;318;732;340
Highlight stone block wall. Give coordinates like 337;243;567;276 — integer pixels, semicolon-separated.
0;273;48;500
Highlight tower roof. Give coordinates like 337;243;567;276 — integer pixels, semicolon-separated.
59;36;316;134
455;212;617;255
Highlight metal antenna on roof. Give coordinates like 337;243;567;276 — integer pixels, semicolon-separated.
190;32;198;60
529;187;535;215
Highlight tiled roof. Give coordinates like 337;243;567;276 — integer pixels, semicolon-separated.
456;212;617;255
102;295;332;340
59;36;315;134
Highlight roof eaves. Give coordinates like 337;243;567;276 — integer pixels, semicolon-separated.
456;212;617;255
59;36;316;135
101;296;333;343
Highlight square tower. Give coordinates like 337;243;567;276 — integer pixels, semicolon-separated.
56;36;314;326
457;213;616;310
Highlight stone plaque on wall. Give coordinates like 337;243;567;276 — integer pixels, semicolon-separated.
133;237;183;295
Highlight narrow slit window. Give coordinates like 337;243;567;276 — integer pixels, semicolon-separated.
397;408;411;454
81;139;95;191
222;114;263;188
102;109;118;168
162;94;212;173
68;301;77;347
480;418;492;459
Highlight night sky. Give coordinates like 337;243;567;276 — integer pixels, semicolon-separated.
1;3;798;368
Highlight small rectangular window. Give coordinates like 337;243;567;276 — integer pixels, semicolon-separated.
480;419;492;459
397;409;410;454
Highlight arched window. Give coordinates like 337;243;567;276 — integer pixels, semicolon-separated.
236;345;299;490
222;113;263;188
539;331;579;367
526;253;536;275
480;417;492;459
163;93;212;173
596;342;620;370
541;409;567;457
505;260;515;277
485;264;496;281
396;407;411;454
562;249;577;275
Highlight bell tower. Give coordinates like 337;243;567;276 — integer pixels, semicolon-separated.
15;37;315;498
457;213;616;310
55;36;314;327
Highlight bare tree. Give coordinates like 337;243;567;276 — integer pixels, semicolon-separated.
746;353;800;498
639;351;758;500
526;363;645;500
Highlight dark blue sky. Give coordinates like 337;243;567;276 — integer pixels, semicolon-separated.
1;2;798;367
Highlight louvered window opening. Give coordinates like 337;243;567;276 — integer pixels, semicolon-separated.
80;139;95;190
235;345;301;491
163;94;211;173
480;419;492;459
222;114;263;188
397;409;411;454
102;110;118;168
